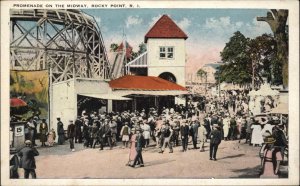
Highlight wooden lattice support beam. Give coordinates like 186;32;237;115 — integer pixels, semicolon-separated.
10;9;111;83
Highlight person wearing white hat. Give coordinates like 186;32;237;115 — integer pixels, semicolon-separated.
120;122;130;148
109;117;118;146
261;118;274;138
250;119;264;147
18;140;39;178
198;122;208;152
222;114;230;141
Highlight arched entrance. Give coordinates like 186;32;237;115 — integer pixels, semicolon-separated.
158;72;177;83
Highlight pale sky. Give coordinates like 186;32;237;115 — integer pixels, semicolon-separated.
82;9;273;75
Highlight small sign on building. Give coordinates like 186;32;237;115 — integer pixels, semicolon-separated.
15;125;24;137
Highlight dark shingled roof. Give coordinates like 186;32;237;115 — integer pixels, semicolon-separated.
144;15;188;43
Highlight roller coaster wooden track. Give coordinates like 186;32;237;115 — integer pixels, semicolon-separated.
10;9;111;83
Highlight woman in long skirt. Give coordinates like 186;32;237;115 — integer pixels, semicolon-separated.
39;119;48;147
127;128;137;166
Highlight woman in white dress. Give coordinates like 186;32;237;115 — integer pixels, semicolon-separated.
251;122;264;146
222;115;230;140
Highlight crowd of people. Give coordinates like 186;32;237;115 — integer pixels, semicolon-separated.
10;90;288;178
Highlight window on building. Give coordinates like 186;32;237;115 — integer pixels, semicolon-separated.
159;46;174;59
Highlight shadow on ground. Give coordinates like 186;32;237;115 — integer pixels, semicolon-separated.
230;163;288;179
230;165;261;178
146;159;176;167
218;153;245;160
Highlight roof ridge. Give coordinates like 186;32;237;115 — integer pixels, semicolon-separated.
144;14;188;43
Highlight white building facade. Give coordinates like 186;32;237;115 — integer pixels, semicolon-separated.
147;38;186;87
144;15;188;87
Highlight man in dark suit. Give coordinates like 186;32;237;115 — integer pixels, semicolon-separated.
190;120;200;149
57;117;65;145
103;119;113;150
210;124;222;161
67;120;76;152
272;123;288;160
18;140;39;179
98;121;106;150
130;129;145;168
74;116;83;143
32;116;38;146
180;120;189;152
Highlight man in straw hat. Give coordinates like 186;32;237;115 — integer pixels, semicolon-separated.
18;140;39;178
180;119;189;152
198;121;208;152
260;135;282;178
209;124;222;161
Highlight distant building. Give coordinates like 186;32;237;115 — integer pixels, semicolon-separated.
197;63;222;84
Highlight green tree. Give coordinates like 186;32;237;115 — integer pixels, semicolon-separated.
219;31;252;86
219;32;277;88
247;34;278;87
257;9;288;88
110;43;119;52
138;42;147;54
197;69;207;80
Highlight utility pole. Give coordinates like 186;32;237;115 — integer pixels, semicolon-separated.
218;73;220;97
252;56;255;90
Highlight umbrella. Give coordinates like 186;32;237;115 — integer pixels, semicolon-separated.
10;98;27;107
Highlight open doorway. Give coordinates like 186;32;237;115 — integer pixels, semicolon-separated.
77;95;107;116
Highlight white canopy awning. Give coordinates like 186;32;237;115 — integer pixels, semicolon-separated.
252;83;280;96
79;93;132;100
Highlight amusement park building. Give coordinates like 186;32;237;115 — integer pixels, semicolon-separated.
9;9;112;132
9;10;188;137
